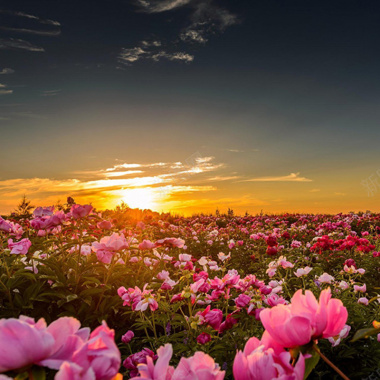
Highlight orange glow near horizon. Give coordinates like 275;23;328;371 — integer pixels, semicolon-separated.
121;187;160;211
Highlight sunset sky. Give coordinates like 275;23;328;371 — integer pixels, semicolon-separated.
1;0;380;215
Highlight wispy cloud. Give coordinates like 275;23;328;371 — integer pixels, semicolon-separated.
0;38;45;52
0;10;60;54
0;83;13;95
1;26;61;36
227;149;244;153
242;172;313;183
127;0;238;66
104;170;144;178
0;68;14;74
207;175;240;182
119;41;194;65
0;10;60;26
41;89;61;97
135;0;193;13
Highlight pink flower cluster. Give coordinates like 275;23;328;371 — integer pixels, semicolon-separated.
0;316;121;379
129;344;225;380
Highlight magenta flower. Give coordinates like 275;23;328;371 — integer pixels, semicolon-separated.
197;332;212;345
122;330;135;344
124;348;157;378
130;344;174;380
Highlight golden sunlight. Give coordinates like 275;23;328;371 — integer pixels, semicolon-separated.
121;187;158;210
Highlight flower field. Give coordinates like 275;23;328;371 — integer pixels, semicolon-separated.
0;203;380;379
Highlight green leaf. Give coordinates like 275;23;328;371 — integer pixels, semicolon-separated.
15;372;28;380
351;327;380;342
304;348;320;379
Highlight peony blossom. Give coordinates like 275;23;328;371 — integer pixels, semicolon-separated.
260;288;348;348
71;204;93;219
294;266;312;277
233;336;305;380
318;273;334;284
0;316;55;372
122;331;134;344
92;233;128;264
7;238;32;255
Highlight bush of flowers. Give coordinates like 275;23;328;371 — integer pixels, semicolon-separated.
0;201;380;379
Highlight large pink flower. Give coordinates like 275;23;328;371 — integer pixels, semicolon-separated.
233;336;305;380
172;351;225;380
260;288;348;348
0;316;55;372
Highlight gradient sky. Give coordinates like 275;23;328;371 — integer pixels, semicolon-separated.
1;0;380;215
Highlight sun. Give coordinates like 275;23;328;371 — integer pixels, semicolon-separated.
121;188;158;210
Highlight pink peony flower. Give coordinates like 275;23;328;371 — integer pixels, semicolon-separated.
202;307;223;331
97;220;113;230
318;273;334;284
55;361;96;380
71;321;121;380
92;233;128;264
354;284;366;293
0;316;55;372
124;348;157;378
260;288;348;348
235;294;251;308
172;351;225;380
122;330;134;344
70;204;93;219
233;336;305;380
139;240;157;250
294;266;312;277
7;238;32;255
358;297;369;305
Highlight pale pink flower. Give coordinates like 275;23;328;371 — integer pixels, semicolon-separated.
358;297;369;305
318;273;334;284
172;351;225;380
354;284;366;293
294;267;312;277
